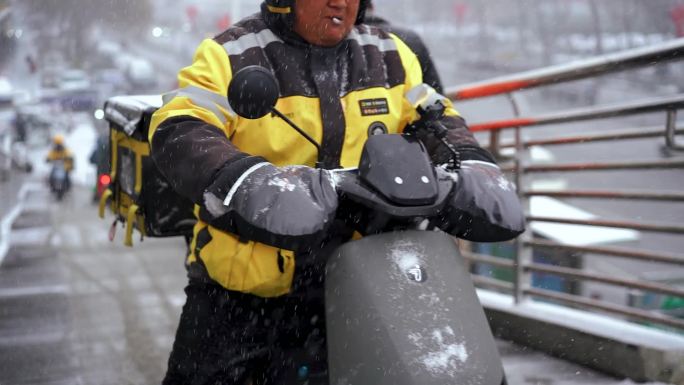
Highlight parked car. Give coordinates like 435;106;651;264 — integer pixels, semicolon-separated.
125;59;157;91
56;70;98;111
14;103;53;146
94;68;130;100
0;81;14;181
0;116;12;182
0;76;13;108
10;141;32;173
58;69;91;92
95;40;123;61
113;53;136;72
41;66;61;89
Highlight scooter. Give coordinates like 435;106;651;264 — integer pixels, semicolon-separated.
49;159;69;201
227;66;507;385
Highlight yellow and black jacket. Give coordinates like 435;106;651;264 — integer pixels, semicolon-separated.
46;145;74;171
149;12;487;297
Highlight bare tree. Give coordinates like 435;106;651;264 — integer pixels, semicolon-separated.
515;0;529;56
587;0;603;55
471;0;491;62
23;0;152;64
532;1;553;66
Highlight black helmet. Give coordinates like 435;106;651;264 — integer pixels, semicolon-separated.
263;0;369;28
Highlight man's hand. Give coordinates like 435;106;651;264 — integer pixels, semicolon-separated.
202;161;338;250
437;160;525;242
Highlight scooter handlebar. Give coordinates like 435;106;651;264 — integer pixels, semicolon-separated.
331;167;455;219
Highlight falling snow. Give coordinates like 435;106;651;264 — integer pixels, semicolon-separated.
267;176;297;192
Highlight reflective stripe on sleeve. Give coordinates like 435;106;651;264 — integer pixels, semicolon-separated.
163;85;234;125
222;29;282;57
346;30;398;53
223;162;270;207
461;159;501;170
406;84;448;110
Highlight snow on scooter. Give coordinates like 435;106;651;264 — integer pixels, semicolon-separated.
227;66;511;385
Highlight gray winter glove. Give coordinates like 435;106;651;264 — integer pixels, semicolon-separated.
437;160;525;242
201;159;339;250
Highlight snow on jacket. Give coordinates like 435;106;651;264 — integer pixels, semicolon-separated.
149;11;485;297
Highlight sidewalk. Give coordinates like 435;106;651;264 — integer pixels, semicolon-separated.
0;171;27;263
0;185;78;385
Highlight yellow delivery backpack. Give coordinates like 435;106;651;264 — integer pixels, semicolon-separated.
99;95;196;246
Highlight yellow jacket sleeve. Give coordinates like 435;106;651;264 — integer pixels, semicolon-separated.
149;39;237;144
147;39;259;204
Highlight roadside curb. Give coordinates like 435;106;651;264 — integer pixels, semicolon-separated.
0;182;41;265
479;289;684;383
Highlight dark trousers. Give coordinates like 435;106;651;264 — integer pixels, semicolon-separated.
162;263;328;385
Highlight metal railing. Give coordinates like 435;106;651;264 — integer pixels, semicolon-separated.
451;38;684;331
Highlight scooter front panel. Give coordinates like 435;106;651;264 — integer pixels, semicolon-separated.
325;230;504;385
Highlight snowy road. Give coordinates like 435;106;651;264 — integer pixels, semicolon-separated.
0;180;671;385
0;184;186;385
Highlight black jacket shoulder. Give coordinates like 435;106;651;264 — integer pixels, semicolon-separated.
214;13;269;45
364;15;444;94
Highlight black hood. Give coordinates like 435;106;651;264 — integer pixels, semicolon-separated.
363;14;390;28
261;0;368;44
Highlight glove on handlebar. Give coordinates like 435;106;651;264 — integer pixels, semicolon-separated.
201;159;339;250
437;161;525;242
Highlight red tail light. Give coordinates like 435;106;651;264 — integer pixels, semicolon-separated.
99;174;111;186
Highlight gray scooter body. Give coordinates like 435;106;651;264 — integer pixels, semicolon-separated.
326;230;504;385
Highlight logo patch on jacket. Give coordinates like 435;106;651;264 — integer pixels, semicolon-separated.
359;98;389;116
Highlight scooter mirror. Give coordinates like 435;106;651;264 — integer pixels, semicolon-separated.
228;66;280;119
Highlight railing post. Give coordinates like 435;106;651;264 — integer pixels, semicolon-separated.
489;130;501;159
505;91;531;304
513;125;532;305
665;109;684;151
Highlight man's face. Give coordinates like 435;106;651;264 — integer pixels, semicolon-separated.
293;0;360;47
